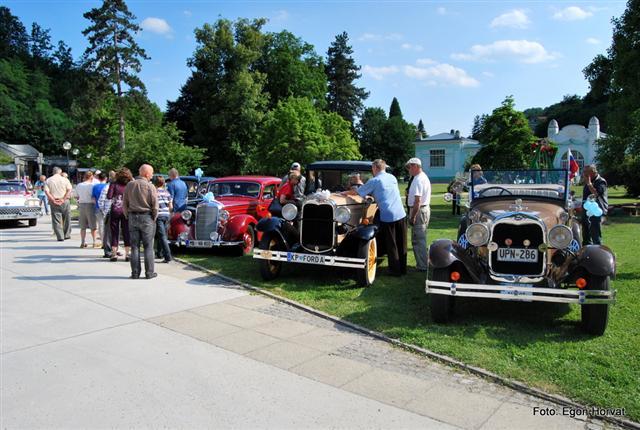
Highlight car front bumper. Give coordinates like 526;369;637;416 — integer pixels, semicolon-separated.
425;280;616;304
170;239;243;248
253;249;366;269
0;207;41;220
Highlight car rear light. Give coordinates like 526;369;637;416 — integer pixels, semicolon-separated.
576;278;587;289
450;271;461;281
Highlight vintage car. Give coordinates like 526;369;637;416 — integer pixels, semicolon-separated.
168;176;280;255
0;180;41;226
253;161;380;288
426;169;616;335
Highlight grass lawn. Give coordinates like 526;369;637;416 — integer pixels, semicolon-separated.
178;184;640;421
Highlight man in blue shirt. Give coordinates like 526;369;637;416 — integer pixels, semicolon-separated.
344;159;407;276
167;168;188;212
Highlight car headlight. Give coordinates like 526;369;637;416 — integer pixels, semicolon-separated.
465;223;490;246
559;211;569;224
181;210;192;221
219;210;229;221
26;199;38;207
548;224;572;249
282;203;298;221
178;232;188;241
209;231;219;241
335;206;351;224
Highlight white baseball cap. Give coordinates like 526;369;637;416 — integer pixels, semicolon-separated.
290;162;301;170
405;157;422;166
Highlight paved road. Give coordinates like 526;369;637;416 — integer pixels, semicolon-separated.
1;218;616;429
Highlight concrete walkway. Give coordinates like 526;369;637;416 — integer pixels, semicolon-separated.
1;218;617;429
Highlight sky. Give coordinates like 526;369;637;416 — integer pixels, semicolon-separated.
6;0;627;136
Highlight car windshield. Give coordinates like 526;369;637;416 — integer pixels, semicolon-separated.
182;179;200;198
209;181;261;198
306;169;374;193
0;183;26;193
470;169;568;201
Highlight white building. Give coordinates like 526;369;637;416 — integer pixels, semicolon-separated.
412;130;480;182
547;116;605;170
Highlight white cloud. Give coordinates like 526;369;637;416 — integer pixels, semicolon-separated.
272;10;289;21
452;40;558;64
490;9;530;29
552;6;592;21
401;43;424;52
586;37;601;45
482;71;495;78
437;7;447;15
362;65;399;80
141;17;173;38
416;58;436;65
403;63;479;87
358;32;403;42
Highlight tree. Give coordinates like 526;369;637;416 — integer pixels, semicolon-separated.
247;97;360;175
471;96;534;169
357;107;387;160
82;0;149;150
417;119;426;139
325;32;369;128
256;30;327;109
389;97;402;118
0;6;28;58
29;23;53;64
470;114;487;140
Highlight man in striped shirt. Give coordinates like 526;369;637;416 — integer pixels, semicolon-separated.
155;176;173;262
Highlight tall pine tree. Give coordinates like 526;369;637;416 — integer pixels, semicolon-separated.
417;119;426;139
82;0;149;150
325;32;369;128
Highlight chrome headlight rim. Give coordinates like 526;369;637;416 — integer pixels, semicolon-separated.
468;209;481;223
335;206;351;224
181;210;192;221
466;223;490;247
219;209;230;222
282;203;298;221
548;224;573;249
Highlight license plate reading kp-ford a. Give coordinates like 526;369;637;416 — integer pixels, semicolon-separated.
497;248;538;263
287;252;332;265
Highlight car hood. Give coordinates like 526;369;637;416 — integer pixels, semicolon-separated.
472;200;566;228
0;194;29;206
305;192;368;206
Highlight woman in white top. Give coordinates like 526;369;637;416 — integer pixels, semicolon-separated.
75;171;98;248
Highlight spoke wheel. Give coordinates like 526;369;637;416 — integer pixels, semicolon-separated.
240;225;255;256
580;275;610;335
355;238;377;287
258;231;283;280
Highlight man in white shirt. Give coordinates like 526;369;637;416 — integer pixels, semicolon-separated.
44;166;73;241
75;171;98;248
406;157;431;272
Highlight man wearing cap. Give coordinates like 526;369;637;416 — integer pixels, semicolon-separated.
406;157;431;272
281;162;306;200
342;159;407;276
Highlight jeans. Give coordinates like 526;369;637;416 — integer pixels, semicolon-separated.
38;194;49;215
155;216;172;261
102;212;112;256
411;206;430;271
50;201;71;240
582;215;603;245
128;213;156;277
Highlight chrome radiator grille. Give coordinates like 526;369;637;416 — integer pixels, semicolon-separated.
490;222;544;275
0;207;40;215
195;205;218;240
300;203;334;253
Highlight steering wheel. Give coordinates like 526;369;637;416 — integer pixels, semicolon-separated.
478;186;513;197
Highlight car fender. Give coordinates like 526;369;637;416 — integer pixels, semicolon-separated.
256;217;296;249
428;239;482;282
168;213;188;240
575;244;616;278
352;224;378;241
223;214;257;241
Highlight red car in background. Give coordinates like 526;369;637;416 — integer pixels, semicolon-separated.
168;176;281;255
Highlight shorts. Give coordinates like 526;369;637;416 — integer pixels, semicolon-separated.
79;203;97;230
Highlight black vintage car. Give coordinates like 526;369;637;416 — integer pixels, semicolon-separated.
426;169;616;335
253;161;380;287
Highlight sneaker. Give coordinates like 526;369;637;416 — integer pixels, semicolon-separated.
80;243;88;248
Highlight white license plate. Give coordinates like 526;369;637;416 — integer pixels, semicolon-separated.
186;240;212;248
500;283;533;301
496;248;538;263
287;252;332;265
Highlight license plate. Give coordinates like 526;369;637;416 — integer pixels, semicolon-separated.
186;240;212;248
287;252;331;265
496;248;538;263
500;283;533;301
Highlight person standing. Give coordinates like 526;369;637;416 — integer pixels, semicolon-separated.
343;159;407;276
44;167;72;241
281;162;306;199
582;164;608;245
92;172;108;245
154;176;172;263
98;171;116;258
34;175;49;215
406;158;431;272
167;168;188;213
75;171;98;248
107;168;133;262
123;164;158;279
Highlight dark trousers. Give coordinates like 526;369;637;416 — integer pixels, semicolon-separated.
102;212;113;256
451;193;460;215
50;201;71;240
582;215;603;245
380;217;407;275
110;212;130;247
129;213;156;277
155;216;172;261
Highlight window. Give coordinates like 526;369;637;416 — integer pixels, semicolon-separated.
430;150;445;168
561;150;585;170
262;184;276;199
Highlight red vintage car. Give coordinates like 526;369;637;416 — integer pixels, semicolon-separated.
168;176;281;255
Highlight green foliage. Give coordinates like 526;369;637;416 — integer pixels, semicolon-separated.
471;96;534;169
248;97;360;175
389;97;402;119
532;95;604;137
0;6;28;58
357;107;388;160
416;119;426;139
325;32;369;128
